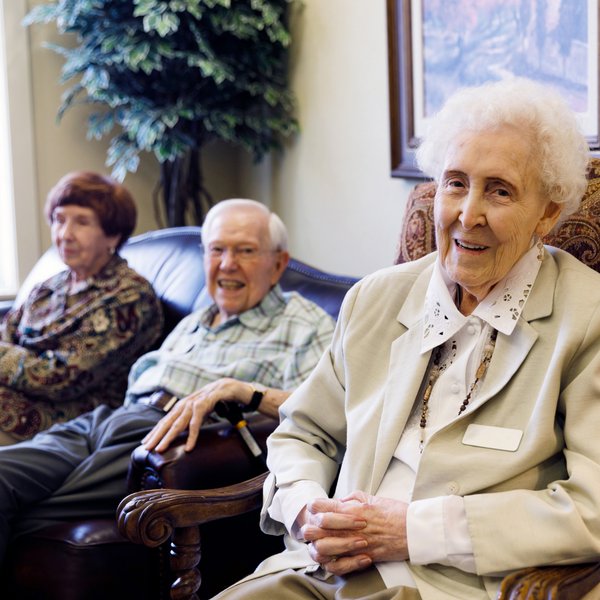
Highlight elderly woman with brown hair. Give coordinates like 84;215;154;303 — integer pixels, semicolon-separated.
0;171;162;444
213;78;600;600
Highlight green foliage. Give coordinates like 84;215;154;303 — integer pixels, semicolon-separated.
24;0;299;183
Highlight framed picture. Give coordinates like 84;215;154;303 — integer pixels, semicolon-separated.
388;0;600;178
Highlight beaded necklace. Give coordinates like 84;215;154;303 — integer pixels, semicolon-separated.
419;328;498;453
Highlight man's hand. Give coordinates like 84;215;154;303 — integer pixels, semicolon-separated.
298;491;409;576
141;377;252;453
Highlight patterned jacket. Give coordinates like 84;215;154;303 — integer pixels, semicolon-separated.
0;255;163;441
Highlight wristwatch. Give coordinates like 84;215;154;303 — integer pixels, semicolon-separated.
245;382;267;412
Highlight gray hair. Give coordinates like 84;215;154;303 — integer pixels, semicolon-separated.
416;77;589;218
201;198;288;251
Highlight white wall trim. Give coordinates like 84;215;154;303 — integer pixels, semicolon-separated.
1;0;40;295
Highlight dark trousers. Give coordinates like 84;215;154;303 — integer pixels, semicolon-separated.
0;403;162;562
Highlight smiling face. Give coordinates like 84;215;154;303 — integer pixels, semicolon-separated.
203;205;289;323
51;204;121;281
434;125;562;305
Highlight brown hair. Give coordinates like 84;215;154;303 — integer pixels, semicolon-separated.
45;171;137;249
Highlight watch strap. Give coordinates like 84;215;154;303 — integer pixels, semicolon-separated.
245;384;265;412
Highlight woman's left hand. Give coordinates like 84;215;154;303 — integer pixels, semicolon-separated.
300;490;409;575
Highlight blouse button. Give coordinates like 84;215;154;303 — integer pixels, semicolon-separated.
451;382;460;394
467;325;476;335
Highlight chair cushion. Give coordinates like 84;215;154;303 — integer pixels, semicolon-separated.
2;520;161;600
395;157;600;273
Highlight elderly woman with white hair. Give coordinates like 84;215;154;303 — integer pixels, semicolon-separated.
213;78;600;599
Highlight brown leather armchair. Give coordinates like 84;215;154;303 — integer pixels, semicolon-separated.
118;159;600;600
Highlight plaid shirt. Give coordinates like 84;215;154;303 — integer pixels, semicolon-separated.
125;284;334;404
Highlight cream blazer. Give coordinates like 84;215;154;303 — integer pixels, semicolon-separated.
253;248;600;599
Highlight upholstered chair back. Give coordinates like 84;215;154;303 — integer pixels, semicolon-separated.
395;157;600;272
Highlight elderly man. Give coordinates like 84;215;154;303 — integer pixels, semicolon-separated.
0;199;334;562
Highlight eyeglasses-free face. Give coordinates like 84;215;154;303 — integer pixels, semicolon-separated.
51;205;120;282
434;125;561;307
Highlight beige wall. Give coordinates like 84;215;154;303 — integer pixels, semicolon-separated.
26;0;417;279
261;0;416;277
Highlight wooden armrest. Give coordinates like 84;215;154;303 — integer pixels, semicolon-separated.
498;563;600;599
117;472;267;547
117;474;267;599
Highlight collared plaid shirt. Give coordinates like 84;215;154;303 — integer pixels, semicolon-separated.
125;284;335;404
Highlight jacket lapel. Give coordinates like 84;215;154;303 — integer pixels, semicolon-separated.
463;251;556;408
469;318;537;406
368;264;434;493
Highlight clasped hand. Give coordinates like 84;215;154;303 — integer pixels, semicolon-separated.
142;377;247;453
299;491;409;576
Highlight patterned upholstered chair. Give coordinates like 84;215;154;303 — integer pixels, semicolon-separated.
118;158;600;600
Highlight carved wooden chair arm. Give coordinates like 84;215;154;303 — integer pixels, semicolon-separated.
117;472;267;546
117;473;267;599
496;563;600;599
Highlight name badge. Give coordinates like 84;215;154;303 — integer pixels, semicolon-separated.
462;424;523;452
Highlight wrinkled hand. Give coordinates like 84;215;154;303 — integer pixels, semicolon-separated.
299;491;409;575
142;378;250;453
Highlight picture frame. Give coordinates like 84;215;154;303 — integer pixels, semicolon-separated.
388;0;600;179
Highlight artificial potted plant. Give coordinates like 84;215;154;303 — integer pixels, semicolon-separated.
25;0;298;225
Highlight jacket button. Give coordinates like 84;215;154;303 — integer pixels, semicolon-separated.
447;481;460;494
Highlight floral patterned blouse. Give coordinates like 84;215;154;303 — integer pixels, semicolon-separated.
0;254;163;442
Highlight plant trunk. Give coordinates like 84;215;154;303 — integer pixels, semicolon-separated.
156;149;215;227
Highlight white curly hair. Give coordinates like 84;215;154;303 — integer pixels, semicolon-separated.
416;77;589;218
